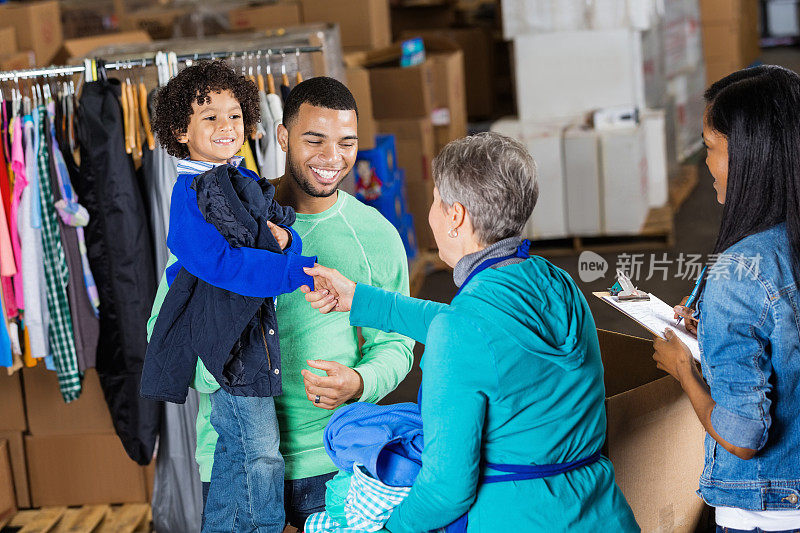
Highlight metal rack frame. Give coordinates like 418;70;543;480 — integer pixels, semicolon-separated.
0;45;323;81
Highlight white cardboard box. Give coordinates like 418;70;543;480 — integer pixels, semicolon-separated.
667;64;706;161
501;0;656;39
600;125;650;234
642;109;669;207
491;117;569;239
564;126;603;236
513;29;659;123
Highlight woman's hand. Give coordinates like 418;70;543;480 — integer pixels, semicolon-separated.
652;328;696;383
267;221;290;250
673;296;698;336
302;264;356;313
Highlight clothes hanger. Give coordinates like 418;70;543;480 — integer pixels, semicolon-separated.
295;49;303;84
265;50;276;95
256;51;265;93
137;60;155;151
120;64;132;154
127;63;142;158
280;51;289;89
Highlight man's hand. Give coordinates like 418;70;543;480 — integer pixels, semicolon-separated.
301;359;364;410
267;221;290;250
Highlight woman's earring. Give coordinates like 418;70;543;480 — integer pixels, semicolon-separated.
448;227;458;238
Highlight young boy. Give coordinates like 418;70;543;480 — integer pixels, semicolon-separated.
141;60;319;532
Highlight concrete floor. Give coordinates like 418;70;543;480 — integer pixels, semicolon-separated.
382;46;798;405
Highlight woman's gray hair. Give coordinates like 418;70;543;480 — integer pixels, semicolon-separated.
432;132;539;244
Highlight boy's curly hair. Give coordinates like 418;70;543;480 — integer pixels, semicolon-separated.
153;60;261;159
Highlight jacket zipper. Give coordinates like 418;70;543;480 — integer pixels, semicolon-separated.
259;307;271;369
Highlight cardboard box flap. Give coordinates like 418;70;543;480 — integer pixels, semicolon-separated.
597;329;665;397
56;31;152;64
344;36;460;69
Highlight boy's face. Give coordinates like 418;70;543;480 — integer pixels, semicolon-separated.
278;103;358;198
177;89;244;164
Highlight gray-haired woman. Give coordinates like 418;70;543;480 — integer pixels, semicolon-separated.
303;132;638;532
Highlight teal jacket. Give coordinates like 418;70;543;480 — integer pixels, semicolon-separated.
349;256;639;532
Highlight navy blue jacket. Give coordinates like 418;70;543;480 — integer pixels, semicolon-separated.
141;164;307;402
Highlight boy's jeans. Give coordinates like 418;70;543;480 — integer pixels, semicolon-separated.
203;388;285;533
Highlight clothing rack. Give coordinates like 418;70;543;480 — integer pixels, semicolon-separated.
0;45;323;81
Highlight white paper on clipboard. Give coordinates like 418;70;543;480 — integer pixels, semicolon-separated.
593;292;701;361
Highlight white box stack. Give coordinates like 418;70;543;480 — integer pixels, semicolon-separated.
496;0;705;239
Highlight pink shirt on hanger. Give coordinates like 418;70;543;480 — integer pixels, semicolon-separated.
9;116;25;310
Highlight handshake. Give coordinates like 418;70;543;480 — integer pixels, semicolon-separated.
300;264;357;314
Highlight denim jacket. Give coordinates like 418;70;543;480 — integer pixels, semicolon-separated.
696;223;800;510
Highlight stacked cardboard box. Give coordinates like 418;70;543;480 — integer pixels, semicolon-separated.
0;440;16;524
700;0;760;85
0;0;61;67
228;1;303;32
349;37;467;250
22;366;153;507
0;373;30;510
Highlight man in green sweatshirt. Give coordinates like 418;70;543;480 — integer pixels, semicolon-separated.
146;76;414;530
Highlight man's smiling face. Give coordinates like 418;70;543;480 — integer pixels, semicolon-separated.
282;103;358;198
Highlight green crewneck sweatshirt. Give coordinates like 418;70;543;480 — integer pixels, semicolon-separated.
146;191;414;482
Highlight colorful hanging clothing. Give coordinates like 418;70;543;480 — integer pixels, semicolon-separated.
19;113;50;359
10;116;25;311
36;105;80;402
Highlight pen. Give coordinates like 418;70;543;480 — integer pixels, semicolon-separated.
676;266;707;325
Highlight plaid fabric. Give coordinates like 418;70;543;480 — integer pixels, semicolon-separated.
36;105;81;402
305;465;411;533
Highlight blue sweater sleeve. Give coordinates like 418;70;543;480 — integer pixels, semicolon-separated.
349;283;447;344
167;176;316;297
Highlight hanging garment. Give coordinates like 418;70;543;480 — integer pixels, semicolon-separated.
0;133;17;320
75;79;160;464
141;144;178;277
151;390;204;533
10;116;26;311
266;93;285;178
36;105;81;402
46;102;99;372
0;284;11;369
19;113;49;359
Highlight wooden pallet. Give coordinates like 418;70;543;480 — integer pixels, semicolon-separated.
1;504;151;533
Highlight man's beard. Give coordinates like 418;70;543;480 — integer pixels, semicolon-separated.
286;148;343;198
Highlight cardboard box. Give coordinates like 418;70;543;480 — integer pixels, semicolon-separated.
369;60;435;120
0;372;26;431
704;56;742;85
26;433;149;507
643;109;669;208
0;431;29;509
301;0;391;52
513;30;650;123
419;37;468;153
600;125;650;234
0;51;34;72
346;66;377;150
600;330;706;532
23;367;114;436
391;4;457;36
376;118;436;249
54;31;152;65
0;0;62;66
0;440;15;524
563;126;603;236
701;0;760;69
401;28;494;119
228;1;302;31
0;27;17;57
120;8;189;40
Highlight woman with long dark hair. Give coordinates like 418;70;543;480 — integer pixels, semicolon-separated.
653;65;800;532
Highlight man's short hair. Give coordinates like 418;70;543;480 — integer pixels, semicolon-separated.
282;76;358;129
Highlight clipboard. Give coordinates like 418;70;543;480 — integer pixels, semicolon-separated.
593;291;701;362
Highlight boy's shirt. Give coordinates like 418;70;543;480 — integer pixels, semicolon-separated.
147;191;415;483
